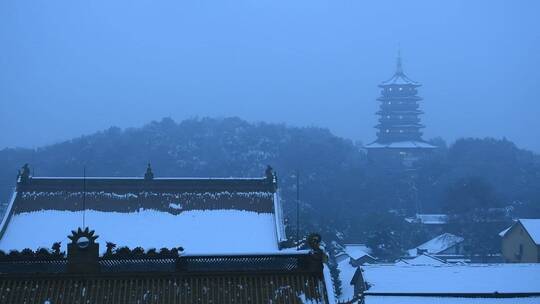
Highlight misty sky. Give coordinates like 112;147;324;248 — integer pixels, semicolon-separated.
1;1;539;151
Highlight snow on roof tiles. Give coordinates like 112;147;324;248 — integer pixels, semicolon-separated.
499;219;540;245
499;226;511;237
362;264;540;294
344;244;374;260
408;233;463;256
0;209;280;254
0;174;285;254
519;219;540;245
364;295;540;304
415;214;448;224
335;258;357;302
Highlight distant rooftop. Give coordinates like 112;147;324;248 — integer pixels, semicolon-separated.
397;254;446;266
361;263;540;294
405;214;448;225
343;244;374;260
407;233;464;257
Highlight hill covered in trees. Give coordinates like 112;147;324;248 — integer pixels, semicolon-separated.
1;117;539;258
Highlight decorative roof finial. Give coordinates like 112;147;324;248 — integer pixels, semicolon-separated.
67;227;100;273
265;165;275;181
144;163;154;180
307;233;327;262
17;163;31;184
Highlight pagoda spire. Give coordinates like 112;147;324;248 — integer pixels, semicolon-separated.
396;49;404;75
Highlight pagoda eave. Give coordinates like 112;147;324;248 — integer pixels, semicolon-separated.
375;124;425;129
376;110;424;115
378;83;421;88
377;96;423;102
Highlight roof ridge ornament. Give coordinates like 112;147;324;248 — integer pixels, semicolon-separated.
265;165;277;188
67;227;100;273
67;227;99;245
17;163;31;184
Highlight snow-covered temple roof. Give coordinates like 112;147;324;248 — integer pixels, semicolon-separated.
407;233;464;257
0;165;287;254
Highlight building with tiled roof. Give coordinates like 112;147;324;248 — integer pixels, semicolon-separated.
0;164;334;303
349;263;540;304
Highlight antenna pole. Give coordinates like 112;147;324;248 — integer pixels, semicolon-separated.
83;166;86;228
296;170;300;250
31;149;35;176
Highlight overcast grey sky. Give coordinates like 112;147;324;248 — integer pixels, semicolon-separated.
1;0;539;151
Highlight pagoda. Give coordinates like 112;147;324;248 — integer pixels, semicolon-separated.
365;53;435;166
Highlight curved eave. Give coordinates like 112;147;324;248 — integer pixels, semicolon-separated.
377;96;423;101
378;73;421;87
365;140;437;149
379;83;421;88
375;124;425;129
0;191;17;241
376;110;424;115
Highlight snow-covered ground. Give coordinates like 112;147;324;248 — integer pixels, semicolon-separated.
0;209;279;254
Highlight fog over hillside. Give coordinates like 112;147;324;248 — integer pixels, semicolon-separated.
1;117;539;258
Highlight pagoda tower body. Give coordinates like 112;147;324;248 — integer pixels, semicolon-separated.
366;54;435;167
